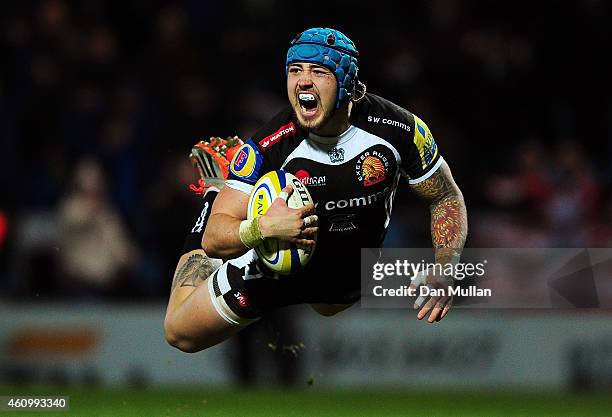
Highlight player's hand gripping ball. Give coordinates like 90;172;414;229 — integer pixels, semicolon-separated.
247;170;317;274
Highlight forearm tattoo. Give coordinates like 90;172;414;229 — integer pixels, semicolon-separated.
171;253;217;291
410;163;468;258
431;199;464;248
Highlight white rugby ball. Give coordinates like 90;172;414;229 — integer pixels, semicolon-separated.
247;170;316;275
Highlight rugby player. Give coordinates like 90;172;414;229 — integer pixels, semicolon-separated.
165;28;468;352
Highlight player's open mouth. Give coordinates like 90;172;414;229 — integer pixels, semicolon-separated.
298;92;318;118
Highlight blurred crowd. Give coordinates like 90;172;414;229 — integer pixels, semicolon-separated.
0;0;609;300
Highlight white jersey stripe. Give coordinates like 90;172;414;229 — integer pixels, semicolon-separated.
226;179;253;194
407;156;444;185
281;126;402;168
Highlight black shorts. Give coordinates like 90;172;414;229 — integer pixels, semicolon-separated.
206;248;361;325
185;189;361;325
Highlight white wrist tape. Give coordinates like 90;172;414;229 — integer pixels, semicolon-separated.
239;218;264;248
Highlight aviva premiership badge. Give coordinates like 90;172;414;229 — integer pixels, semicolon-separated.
328;147;345;163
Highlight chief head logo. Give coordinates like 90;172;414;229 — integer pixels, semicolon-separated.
361;156;386;186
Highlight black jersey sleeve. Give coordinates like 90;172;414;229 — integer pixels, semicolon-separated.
226;107;301;194
351;93;442;185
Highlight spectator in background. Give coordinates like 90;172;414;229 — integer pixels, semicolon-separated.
479;138;603;247
146;151;207;296
0;211;9;293
589;196;612;247
479;139;554;247
545;139;601;246
57;157;139;298
486;140;553;216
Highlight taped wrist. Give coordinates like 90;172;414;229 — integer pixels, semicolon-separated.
239;218;264;248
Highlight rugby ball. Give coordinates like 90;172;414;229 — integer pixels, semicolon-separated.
247;170;317;274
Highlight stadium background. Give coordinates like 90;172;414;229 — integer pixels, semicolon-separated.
0;0;610;416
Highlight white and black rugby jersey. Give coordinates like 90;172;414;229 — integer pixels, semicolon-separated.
227;93;442;301
227;92;442;253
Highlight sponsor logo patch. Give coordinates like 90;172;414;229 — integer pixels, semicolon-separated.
355;150;389;187
295;169;327;187
367;115;411;133
322;187;391;211
259;122;296;150
230;144;257;179
234;148;249;170
234;291;248;308
413;115;439;169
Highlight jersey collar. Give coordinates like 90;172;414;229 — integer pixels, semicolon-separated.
308;125;357;146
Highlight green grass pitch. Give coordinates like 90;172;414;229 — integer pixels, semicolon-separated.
1;386;611;417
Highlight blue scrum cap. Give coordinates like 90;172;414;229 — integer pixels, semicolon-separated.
286;27;359;109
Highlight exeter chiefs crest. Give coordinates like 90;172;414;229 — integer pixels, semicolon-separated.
328;147;345;163
356;150;389;187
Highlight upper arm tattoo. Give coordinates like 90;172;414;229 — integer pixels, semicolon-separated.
171;253;217;291
410;163;468;251
410;162;456;201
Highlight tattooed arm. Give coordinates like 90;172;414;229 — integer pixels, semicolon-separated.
165;249;220;327
164;250;235;352
169;251;219;293
409;160;468;322
411;160;468;261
